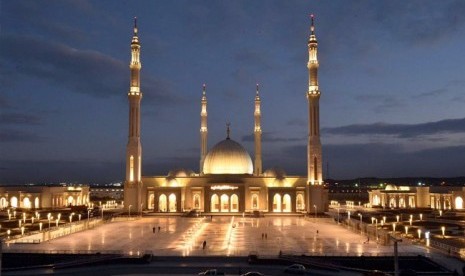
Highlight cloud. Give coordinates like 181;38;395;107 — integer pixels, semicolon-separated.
286;118;306;127
323;117;465;138
273;143;465;178
0;35;180;104
0;113;41;126
354;94;402;112
0;129;42;143
242;132;304;143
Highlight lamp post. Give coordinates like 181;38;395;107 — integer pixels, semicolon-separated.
336;207;340;224
375;218;378;241
417;229;422;239
404;226;408;236
128;205;132;219
441;226;445;238
419;213;423;221
39;222;43;231
101;206;104;219
392;222;397;234
140;203;143;217
396;215;399;223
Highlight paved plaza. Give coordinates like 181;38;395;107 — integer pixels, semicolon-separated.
5;216;431;257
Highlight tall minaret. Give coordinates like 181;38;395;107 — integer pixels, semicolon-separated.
200;84;208;174
124;17;143;209
307;14;323;185
254;84;262;176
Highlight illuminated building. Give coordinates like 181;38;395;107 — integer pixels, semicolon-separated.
124;17;328;213
0;185;89;209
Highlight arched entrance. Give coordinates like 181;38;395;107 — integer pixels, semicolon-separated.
389;197;396;208
220;194;229;212
211;194;219;212
399;198;405;208
296;194;304;211
251;194;258;210
273;194;281;212
193;194;200;209
455;196;463;209
10;196;18;208
168;193;177;212
373;195;380;206
67;196;74;206
283;194;291;212
0;197;7;208
23;197;31;209
230;194;239;212
34;197;40;209
148;194;154;210
159;194;167;212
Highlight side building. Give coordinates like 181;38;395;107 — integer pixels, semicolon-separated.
0;185;89;209
124;17;328;214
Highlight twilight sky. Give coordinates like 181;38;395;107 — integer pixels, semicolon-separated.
1;0;465;184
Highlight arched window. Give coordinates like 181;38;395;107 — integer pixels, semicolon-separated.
373;195;380;206
399;198;405;208
313;157;318;181
296;194;304;211
455;196;463;209
251;194;259;210
23;197;31;209
273;194;281;212
0;197;7;208
389;197;396;208
67;196;74;206
211;194;219;212
10;196;18;208
159;194;167;212
34;197;40;209
221;194;229;212
230;194;239;212
430;197;435;209
168;193;177;212
129;155;134;182
283;194;291;212
408;196;415;208
148;194;155;210
193;194;200;209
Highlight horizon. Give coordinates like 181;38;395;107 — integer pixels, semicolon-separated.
1;1;465;184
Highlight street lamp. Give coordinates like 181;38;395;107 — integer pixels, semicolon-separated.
419;213;423;221
417;229;422;239
441;226;445;238
396;215;399;222
313;205;317;221
128;205;132;219
404;226;408;236
392;222;397;233
39;222;43;231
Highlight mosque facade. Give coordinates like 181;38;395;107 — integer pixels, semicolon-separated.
124;17;328;214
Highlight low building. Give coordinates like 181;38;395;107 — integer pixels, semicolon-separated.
0;185;90;209
368;185;465;210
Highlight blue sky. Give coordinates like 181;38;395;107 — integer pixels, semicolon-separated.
1;0;465;184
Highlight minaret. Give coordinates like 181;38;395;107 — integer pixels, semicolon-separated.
307;14;323;185
124;17;143;210
254;84;262;176
200;84;208;174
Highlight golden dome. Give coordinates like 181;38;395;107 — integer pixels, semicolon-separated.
203;138;253;175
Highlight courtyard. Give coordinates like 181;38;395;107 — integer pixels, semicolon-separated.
5;216;430;257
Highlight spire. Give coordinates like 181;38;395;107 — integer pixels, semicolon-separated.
310;14;315;35
132;17;139;44
226;122;231;139
202;83;206;95
309;14;317;43
255;83;260;100
134;17;138;35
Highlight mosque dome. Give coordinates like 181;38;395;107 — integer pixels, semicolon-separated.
264;168;286;179
203;138;253;175
168;168;195;177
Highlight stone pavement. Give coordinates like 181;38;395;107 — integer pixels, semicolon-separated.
4;215;465;274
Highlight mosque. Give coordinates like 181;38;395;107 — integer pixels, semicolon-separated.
123;17;328;214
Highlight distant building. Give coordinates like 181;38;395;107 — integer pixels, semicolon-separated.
368;185;465;210
123;17;328;213
90;187;124;201
0;186;90;209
